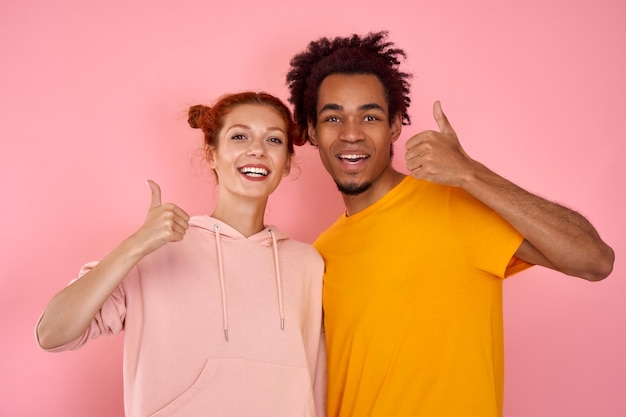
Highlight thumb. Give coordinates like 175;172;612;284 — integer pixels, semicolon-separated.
433;100;455;135
145;180;161;209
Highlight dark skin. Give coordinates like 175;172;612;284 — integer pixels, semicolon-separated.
405;100;613;281
310;74;614;281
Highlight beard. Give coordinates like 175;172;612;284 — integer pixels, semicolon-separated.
331;144;394;196
335;180;372;196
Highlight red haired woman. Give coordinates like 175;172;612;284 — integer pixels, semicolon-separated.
36;92;326;417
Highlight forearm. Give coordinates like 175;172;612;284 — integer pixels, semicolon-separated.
405;101;614;280
461;161;614;280
36;233;148;349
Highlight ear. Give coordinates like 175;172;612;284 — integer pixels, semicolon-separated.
283;156;292;177
307;118;318;146
390;114;403;143
206;146;217;169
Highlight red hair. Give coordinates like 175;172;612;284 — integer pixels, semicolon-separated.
188;92;298;156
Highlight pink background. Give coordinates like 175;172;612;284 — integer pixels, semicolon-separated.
1;0;624;416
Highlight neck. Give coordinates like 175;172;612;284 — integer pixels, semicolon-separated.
343;169;406;216
211;197;268;237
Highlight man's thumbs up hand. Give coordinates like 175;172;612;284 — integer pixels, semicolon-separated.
405;101;474;187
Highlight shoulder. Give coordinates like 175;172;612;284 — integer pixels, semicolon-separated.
281;238;323;261
278;239;324;277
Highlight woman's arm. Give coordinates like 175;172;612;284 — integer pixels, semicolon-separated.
36;181;190;349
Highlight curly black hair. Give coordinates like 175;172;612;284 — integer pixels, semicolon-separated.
286;31;412;145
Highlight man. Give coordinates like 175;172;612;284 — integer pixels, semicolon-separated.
286;31;614;417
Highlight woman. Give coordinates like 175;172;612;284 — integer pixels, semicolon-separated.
36;92;326;416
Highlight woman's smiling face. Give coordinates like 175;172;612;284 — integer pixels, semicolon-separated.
208;103;291;202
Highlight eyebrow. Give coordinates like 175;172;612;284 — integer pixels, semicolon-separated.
226;124;286;133
318;103;385;113
227;124;251;130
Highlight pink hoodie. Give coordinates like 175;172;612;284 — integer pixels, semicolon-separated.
40;216;326;417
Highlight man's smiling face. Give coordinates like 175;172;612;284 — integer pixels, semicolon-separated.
309;73;402;196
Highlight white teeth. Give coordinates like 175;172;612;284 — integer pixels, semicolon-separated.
339;154;368;161
240;167;269;176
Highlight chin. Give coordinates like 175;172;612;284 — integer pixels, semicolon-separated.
335;181;372;196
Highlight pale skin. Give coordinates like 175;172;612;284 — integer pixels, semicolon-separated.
310;73;613;283
207;104;291;236
36;180;190;349
37;104;292;350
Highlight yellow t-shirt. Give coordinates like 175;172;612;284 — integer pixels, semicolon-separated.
315;176;531;417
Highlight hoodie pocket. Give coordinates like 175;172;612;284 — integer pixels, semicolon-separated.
149;356;316;417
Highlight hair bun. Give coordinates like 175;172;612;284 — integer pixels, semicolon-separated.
188;104;210;129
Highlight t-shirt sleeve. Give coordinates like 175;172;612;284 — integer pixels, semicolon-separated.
40;261;128;352
449;187;533;279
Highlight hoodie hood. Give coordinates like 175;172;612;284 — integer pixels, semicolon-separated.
189;215;289;341
189;215;289;245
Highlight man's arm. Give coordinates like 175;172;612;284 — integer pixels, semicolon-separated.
405;101;614;281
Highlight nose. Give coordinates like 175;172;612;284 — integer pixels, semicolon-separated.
339;119;364;143
246;138;266;157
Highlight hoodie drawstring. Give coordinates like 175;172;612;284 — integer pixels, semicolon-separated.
213;224;285;342
213;224;229;342
268;229;286;331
